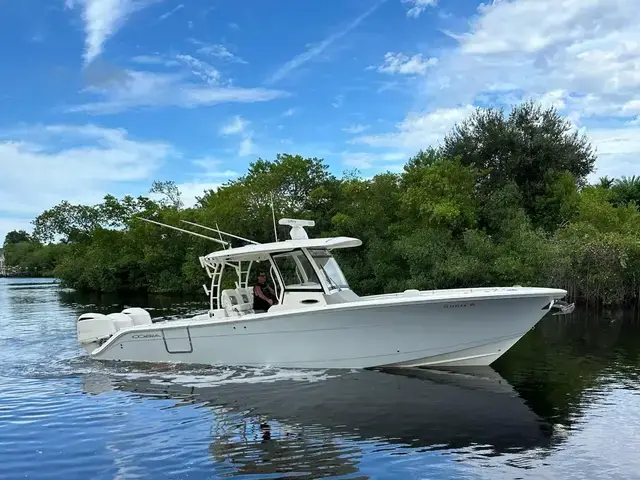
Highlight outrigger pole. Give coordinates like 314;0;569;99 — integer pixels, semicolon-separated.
270;192;279;242
180;220;260;245
136;217;229;246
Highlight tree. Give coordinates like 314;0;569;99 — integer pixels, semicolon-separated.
32;201;102;243
598;176;614;189
610;175;640;208
150;181;184;210
3;230;31;247
442;101;596;230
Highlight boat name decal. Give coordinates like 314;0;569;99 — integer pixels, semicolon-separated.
131;333;161;339
443;303;475;308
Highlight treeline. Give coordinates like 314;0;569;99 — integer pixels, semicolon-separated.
5;101;640;305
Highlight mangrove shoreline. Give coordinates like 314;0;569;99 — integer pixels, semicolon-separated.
4;101;640;306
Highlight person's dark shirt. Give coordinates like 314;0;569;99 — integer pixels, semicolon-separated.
253;281;276;311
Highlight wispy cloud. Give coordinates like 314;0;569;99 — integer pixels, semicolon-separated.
265;0;387;84
219;115;255;157
220;115;249;136
189;39;247;64
192;157;239;179
159;3;183;21
175;54;221;85
343;124;370;134
401;0;438;18
377;52;438;75
0;123;173;220
66;0;159;64
131;54;180;67
352;105;475;151
67;69;287;115
341;151;407;169
238;136;255;157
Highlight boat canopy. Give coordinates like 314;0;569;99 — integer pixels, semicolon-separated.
203;237;362;264
135;216;362;312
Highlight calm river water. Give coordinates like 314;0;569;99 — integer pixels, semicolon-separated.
1;277;640;479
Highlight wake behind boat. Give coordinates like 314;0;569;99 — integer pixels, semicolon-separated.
76;218;573;368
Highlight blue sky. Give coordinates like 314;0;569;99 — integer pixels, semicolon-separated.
1;0;639;240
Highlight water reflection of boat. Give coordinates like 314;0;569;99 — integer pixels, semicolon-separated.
83;366;558;455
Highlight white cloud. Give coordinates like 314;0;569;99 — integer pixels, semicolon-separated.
0;124;173;222
586;125;640;180
175;181;224;207
68;0;158;64
282;108;297;117
366;0;640;178
343;124;370;134
265;0;385;84
190;39;247;64
239;136;255;157
378;52;438;75
158;3;183;21
176;158;240;207
191;157;239;179
433;0;640;112
341;151;407;169
402;0;437;18
67;69;287;115
220;115;249;136
352;105;475;151
219;116;254;157
131;54;179;67
175;54;221;85
332;95;344;108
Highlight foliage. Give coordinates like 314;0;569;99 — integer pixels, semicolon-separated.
3;230;31;246
442;101;596;230
6;101;640;306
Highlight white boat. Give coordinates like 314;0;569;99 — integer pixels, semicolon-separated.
76;218;574;368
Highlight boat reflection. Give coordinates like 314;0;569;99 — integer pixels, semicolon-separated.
84;365;563;454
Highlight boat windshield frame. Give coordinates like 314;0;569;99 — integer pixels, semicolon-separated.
270;249;325;293
305;248;350;292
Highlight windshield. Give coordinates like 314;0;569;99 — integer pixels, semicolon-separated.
273;251;322;289
308;249;350;290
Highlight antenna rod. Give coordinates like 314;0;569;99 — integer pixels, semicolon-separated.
180;220;260;245
270;192;279;242
136;217;228;246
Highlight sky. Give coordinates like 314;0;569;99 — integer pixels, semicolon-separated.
1;0;639;241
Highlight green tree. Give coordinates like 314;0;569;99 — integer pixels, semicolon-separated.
442;101;596;230
3;230;31;246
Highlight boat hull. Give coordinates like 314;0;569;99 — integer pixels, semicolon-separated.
88;290;559;369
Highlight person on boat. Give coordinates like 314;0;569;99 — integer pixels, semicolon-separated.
253;271;278;312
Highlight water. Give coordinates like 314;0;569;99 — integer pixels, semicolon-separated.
1;278;640;479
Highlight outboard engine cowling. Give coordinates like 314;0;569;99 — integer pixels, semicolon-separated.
122;307;153;326
107;313;135;331
77;313;116;354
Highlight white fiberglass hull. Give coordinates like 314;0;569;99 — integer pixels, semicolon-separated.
85;287;565;369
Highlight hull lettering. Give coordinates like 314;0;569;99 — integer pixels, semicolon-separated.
132;333;161;339
443;303;475;309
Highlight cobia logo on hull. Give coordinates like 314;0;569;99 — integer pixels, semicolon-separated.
443;303;475;308
131;333;162;339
